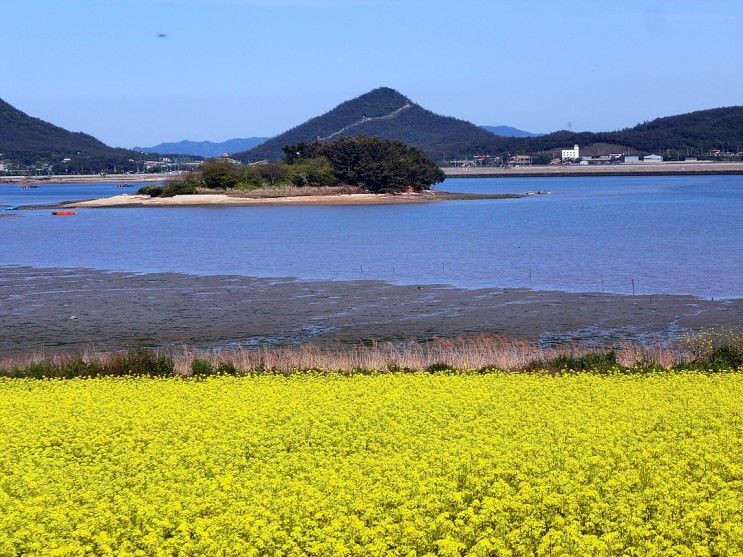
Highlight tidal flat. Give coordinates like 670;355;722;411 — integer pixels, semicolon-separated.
1;266;741;354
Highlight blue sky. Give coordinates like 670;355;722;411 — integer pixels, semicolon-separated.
3;0;742;147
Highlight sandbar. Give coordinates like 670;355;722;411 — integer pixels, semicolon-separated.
65;191;522;208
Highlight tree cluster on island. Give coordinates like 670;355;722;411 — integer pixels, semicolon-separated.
139;136;445;197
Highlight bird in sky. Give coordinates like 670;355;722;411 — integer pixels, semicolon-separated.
157;33;167;38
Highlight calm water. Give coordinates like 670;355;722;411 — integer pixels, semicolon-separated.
1;175;741;298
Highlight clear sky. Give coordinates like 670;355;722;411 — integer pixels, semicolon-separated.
3;0;742;147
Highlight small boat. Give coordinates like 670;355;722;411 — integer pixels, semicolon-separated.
115;184;133;188
20;185;39;189
51;211;77;216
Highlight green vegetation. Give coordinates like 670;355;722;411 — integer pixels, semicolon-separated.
137;178;198;197
144;136;444;196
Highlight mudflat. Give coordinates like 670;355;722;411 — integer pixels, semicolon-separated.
1;266;740;354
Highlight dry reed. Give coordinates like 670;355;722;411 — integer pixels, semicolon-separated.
0;335;701;377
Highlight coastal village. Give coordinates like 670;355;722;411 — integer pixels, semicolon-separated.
447;144;743;168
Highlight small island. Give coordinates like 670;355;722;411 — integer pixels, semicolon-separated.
66;136;523;207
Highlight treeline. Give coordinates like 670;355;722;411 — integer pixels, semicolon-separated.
142;136;445;197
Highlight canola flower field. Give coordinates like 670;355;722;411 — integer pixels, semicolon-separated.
1;373;742;556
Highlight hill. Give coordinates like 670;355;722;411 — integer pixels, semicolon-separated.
236;88;743;162
481;125;540;137
133;137;268;157
0;98;143;172
235;87;500;162
494;106;743;158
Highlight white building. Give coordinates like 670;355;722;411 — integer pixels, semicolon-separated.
643;154;662;163
561;144;580;161
624;155;640;164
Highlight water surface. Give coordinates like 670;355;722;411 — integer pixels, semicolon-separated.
1;175;741;298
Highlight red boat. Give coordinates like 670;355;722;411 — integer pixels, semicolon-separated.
51;211;77;216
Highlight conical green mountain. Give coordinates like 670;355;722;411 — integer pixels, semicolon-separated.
235;87;499;162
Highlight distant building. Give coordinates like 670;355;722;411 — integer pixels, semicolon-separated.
561;144;580;161
685;157;698;162
220;154;243;165
583;155;613;165
643;154;663;163
508;155;532;166
624;155;640;164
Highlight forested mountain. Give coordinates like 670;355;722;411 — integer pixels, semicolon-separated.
481;125;540;137
491;106;743;157
0;98;139;171
235;87;500;162
133;137;268;157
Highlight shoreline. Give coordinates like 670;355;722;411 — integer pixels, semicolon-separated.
443;162;743;178
6;162;743;186
1;265;740;354
63;190;523;208
0;173;168;185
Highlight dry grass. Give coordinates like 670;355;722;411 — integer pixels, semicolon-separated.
176;336;692;375
2;332;740;378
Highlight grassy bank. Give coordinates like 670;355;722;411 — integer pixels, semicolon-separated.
2;373;742;555
2;333;741;379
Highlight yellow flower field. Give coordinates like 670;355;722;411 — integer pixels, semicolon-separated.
1;373;742;556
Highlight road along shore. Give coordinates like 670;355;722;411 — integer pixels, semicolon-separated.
443;162;743;178
0;173;168;185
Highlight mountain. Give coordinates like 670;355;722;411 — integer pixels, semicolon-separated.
0;98;140;171
133;137;268;157
481;125;540;137
235;88;743;162
493;106;743;157
235;87;501;162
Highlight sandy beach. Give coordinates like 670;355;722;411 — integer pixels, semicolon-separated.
65;190;522;208
1;266;740;354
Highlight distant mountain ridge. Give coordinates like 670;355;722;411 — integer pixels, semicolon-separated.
133;137;268;157
235;87;501;162
481;125;540;137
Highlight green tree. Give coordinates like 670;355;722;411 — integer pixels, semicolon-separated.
201;158;239;189
318;136;444;193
